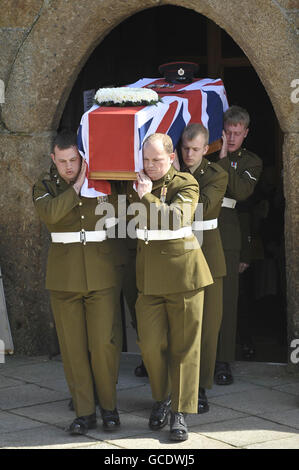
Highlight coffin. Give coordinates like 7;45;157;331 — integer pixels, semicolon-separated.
77;77;228;195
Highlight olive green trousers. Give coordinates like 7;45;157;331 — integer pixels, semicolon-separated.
217;250;240;362
136;288;204;414
50;286;122;417
199;277;223;389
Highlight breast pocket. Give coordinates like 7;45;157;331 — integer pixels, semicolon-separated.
57;207;79;229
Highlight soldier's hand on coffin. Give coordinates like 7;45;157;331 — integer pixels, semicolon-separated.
137;170;153;199
73;159;87;194
219;130;228;159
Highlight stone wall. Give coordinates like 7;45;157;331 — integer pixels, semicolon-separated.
283;133;299;369
0;0;298;356
0;132;58;355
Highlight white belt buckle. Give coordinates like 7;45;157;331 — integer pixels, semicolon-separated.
80;229;86;245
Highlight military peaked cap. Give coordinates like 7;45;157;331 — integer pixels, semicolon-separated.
158;61;199;84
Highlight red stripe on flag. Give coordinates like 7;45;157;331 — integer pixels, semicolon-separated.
203;80;223;87
156;101;178;134
142;78;204;125
184;90;203;124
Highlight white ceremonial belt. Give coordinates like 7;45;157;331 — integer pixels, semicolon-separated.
221;197;237;209
51;230;107;245
136;226;192;242
192;218;218;231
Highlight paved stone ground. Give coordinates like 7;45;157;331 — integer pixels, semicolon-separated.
0;353;298;451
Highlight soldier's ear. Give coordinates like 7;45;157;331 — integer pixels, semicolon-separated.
169;152;175;163
50;153;55;163
203;144;209;156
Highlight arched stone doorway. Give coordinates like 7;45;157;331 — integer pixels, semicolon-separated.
59;6;287;362
1;1;298;363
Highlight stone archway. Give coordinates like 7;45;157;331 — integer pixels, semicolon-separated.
1;0;298;359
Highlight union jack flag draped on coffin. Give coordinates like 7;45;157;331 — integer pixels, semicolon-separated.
77;77;229;197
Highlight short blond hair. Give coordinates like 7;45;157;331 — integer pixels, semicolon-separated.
181;123;209;145
224;105;250;128
143;133;174;154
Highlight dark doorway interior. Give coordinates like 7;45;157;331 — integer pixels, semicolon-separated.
59;5;287;363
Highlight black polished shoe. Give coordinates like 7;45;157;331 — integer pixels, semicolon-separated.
149;397;171;430
214;361;234;385
170;412;188;441
101;408;120;431
198;387;209;414
66;413;97;435
134;361;148;377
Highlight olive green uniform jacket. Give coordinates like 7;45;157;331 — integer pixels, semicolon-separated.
33;165;118;292
126;165;213;413
126;165;213;295
212;148;263;252
32;165;121;416
192;158;227;278
191;158;228;388
210;148;262;362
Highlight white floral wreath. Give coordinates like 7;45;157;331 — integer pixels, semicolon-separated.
94;87;159;107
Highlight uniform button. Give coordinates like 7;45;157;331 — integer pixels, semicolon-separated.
129;194;132;198
81;215;85;219
79;202;83;206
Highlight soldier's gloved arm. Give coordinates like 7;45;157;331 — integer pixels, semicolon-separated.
217;157;262;201
141;181;199;230
199;171;228;219
33;182;80;225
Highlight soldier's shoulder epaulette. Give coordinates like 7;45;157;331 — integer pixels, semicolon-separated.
174;170;189;180
207;161;226;174
241;148;262;164
175;171;198;185
206;151;219;163
33;169;57;198
33;171;50;190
